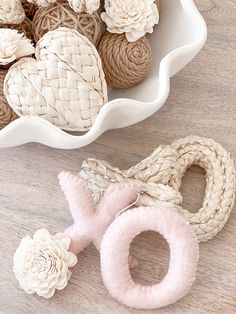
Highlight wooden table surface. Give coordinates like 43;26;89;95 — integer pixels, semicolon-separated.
0;1;235;313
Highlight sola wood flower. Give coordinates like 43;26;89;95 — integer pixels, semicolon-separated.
68;0;100;14
13;229;77;298
0;29;35;66
101;0;159;42
0;0;25;25
27;0;99;13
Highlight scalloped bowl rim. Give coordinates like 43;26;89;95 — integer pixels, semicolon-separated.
0;0;207;149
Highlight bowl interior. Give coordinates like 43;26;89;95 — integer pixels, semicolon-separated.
0;0;206;149
108;0;203;103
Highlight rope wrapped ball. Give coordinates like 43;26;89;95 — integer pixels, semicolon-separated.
21;0;38;20
0;17;34;41
32;0;102;46
0;70;18;129
98;32;152;89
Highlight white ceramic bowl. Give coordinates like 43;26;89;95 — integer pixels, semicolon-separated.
0;0;207;149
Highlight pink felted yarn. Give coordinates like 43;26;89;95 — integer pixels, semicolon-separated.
101;206;199;310
59;172;140;262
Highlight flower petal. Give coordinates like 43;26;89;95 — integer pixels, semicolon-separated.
54;233;71;250
13;229;77;298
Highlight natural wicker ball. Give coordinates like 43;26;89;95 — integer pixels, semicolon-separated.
0;70;18;129
21;0;38;20
32;0;102;46
98;32;152;89
0;17;34;41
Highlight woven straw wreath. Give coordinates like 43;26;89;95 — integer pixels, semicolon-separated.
4;27;108;131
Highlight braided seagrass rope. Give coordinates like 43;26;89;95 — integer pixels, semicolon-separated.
0;0;25;25
79;136;236;242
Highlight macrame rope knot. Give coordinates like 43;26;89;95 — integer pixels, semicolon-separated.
79;136;235;242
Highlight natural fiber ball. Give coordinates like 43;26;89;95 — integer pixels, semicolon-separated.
98;32;152;89
0;18;34;41
0;70;18;129
21;0;38;20
32;0;102;46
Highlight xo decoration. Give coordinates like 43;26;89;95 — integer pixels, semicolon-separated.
12;136;235;309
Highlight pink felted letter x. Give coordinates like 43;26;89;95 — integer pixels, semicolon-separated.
59;172;140;257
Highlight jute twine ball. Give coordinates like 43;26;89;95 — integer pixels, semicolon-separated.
0;70;18;129
98;32;152;89
21;0;38;20
32;0;102;46
0;17;33;41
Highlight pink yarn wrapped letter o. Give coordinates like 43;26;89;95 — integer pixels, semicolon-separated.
101;207;199;310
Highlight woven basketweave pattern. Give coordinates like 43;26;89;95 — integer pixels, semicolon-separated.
79;136;236;242
4;27;108;131
0;0;25;25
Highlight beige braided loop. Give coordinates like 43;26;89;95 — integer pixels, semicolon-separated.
79;136;235;242
0;0;25;25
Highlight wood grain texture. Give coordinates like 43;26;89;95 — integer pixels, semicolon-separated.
0;0;235;313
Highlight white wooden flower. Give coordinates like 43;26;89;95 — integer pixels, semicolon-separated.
13;229;78;298
0;0;25;25
0;29;35;66
27;0;99;12
101;0;159;42
68;0;100;14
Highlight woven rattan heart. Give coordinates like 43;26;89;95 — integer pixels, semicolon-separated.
4;27;108;131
